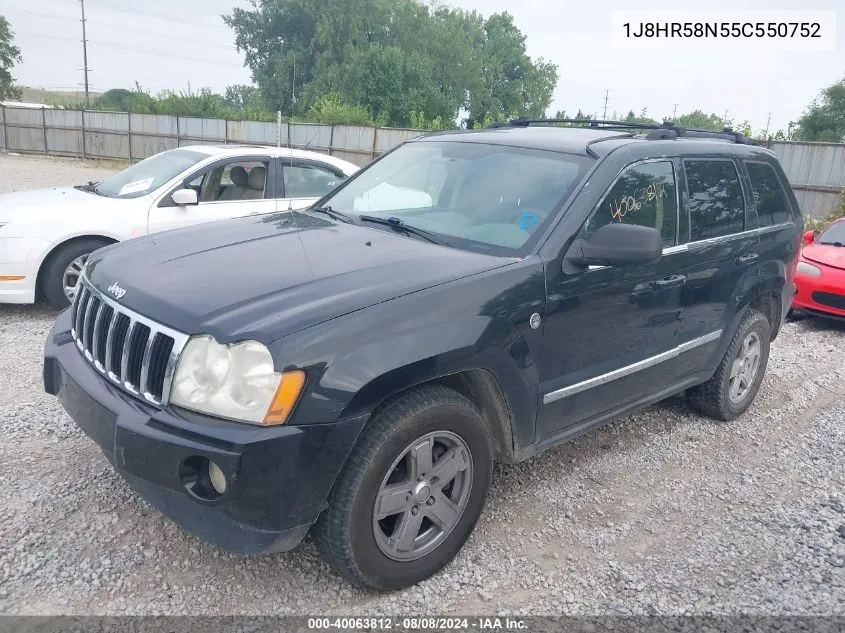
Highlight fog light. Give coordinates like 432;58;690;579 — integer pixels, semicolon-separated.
207;460;227;495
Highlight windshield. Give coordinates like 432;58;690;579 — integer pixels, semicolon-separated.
320;140;591;256
818;221;845;245
93;149;209;199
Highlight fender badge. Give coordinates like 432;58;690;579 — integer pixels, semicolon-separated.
529;313;542;329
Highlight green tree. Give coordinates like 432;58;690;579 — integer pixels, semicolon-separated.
92;88;135;111
0;16;22;101
794;76;845;142
676;110;727;131
223;0;557;128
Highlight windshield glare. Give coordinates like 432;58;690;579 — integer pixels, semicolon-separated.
321;140;590;255
94;149;209;199
819;221;845;245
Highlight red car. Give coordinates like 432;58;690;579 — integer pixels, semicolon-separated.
792;218;845;321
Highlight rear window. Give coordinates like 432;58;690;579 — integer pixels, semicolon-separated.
745;161;793;227
684;159;745;241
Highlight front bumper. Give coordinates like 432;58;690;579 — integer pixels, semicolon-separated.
792;264;845;320
44;308;369;554
0;236;45;303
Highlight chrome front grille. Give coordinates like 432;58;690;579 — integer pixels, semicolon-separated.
70;276;189;406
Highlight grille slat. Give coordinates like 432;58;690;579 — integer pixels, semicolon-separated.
70;276;187;407
139;332;158;396
120;320;137;388
81;294;98;359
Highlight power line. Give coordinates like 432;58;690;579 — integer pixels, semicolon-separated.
88;0;229;31
17;32;245;67
16;9;238;49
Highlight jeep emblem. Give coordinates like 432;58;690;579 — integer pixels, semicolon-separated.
107;282;127;300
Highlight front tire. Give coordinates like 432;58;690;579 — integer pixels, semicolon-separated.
313;385;493;591
687;309;771;421
40;238;111;310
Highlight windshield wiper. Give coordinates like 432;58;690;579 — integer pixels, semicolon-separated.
308;205;354;223
358;215;450;246
74;181;105;196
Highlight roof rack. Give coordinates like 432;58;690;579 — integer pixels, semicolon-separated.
486;117;752;146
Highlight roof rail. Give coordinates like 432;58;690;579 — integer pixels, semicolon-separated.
487;117;752;145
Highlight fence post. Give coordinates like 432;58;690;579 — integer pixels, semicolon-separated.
329;124;335;156
277;111;281;147
1;104;5;151
372;125;378;161
41;107;48;155
126;111;132;161
175;116;180;148
224;118;229;145
81;110;87;159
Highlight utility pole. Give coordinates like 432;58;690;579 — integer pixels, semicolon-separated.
602;90;609;120
723;109;729;126
672;104;678;120
764;112;772;139
79;0;90;106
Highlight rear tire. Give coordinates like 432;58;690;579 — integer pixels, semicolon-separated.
687;309;771;421
313;385;493;591
40;238;111;310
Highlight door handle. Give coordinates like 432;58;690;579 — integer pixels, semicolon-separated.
736;253;759;265
650;274;686;289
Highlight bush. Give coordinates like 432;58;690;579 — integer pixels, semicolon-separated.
305;93;386;126
804;191;845;234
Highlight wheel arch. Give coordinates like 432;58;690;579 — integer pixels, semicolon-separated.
354;367;518;465
34;233;119;300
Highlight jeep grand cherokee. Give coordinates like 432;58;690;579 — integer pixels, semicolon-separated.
44;119;802;591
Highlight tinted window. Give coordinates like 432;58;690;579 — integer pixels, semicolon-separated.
685;160;745;241
587;161;678;246
745;161;792;226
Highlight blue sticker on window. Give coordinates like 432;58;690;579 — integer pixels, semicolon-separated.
519;211;537;230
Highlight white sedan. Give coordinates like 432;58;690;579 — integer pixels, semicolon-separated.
0;145;359;308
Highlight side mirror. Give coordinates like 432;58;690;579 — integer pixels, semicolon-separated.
565;223;663;269
171;188;198;206
803;229;815;244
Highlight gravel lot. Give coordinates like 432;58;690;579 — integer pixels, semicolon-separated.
0;153;844;617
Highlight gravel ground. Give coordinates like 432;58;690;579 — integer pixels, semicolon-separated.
0;153;844;617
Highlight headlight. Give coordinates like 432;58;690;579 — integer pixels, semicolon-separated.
169;335;305;425
796;261;822;278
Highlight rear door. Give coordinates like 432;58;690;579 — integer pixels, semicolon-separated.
277;159;349;211
670;157;761;371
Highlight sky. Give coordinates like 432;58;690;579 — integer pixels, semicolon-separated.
4;0;843;135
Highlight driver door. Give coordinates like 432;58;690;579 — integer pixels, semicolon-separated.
148;156;277;234
538;159;688;438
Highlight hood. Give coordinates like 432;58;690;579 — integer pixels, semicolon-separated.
85;211;510;343
0;186;123;222
802;243;845;271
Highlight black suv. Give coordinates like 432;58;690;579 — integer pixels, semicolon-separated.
43;119;802;591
